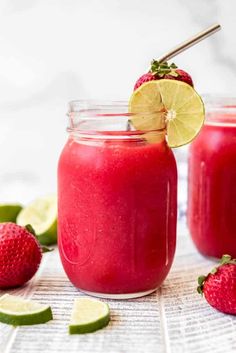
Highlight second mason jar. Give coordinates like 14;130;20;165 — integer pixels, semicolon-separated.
58;101;177;299
188;97;236;259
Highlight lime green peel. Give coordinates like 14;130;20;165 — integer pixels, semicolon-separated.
69;298;110;334
0;204;22;223
0;294;53;326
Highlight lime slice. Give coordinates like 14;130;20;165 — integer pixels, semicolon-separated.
0;204;22;222
129;79;205;147
17;195;57;245
69;298;110;334
0;294;53;326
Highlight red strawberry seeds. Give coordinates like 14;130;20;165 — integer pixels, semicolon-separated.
134;60;193;90
197;255;236;315
0;223;42;289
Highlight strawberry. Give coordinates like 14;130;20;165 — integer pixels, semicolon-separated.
134;60;193;90
197;255;236;315
134;72;157;91
0;223;43;289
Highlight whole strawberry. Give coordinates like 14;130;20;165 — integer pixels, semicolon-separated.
134;60;193;90
0;223;42;288
197;255;236;315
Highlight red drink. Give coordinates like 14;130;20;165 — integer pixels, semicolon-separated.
58;102;177;298
188;99;236;258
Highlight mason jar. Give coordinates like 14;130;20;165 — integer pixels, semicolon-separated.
58;101;177;299
188;97;236;258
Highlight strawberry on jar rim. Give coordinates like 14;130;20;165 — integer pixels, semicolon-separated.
134;60;193;90
197;255;236;315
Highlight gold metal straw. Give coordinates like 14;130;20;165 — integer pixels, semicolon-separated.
158;23;221;63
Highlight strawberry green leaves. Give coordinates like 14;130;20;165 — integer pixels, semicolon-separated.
197;275;207;295
150;60;179;78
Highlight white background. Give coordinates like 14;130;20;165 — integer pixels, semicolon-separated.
0;0;235;204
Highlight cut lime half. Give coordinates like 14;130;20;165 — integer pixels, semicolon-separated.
0;294;53;326
129;79;205;147
17;195;57;245
69;298;110;334
0;204;22;223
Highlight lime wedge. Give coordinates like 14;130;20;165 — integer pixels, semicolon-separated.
69;298;110;334
0;204;22;222
129;79;205;147
16;195;57;245
0;294;53;326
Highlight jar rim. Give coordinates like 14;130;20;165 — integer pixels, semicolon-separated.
67;100;166;136
203;95;236;126
203;95;236;111
68;99;165;117
68;100;128;115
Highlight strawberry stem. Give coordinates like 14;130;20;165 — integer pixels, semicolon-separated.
219;254;236;265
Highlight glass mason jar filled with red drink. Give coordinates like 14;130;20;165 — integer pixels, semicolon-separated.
188;97;236;258
58;101;177;299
